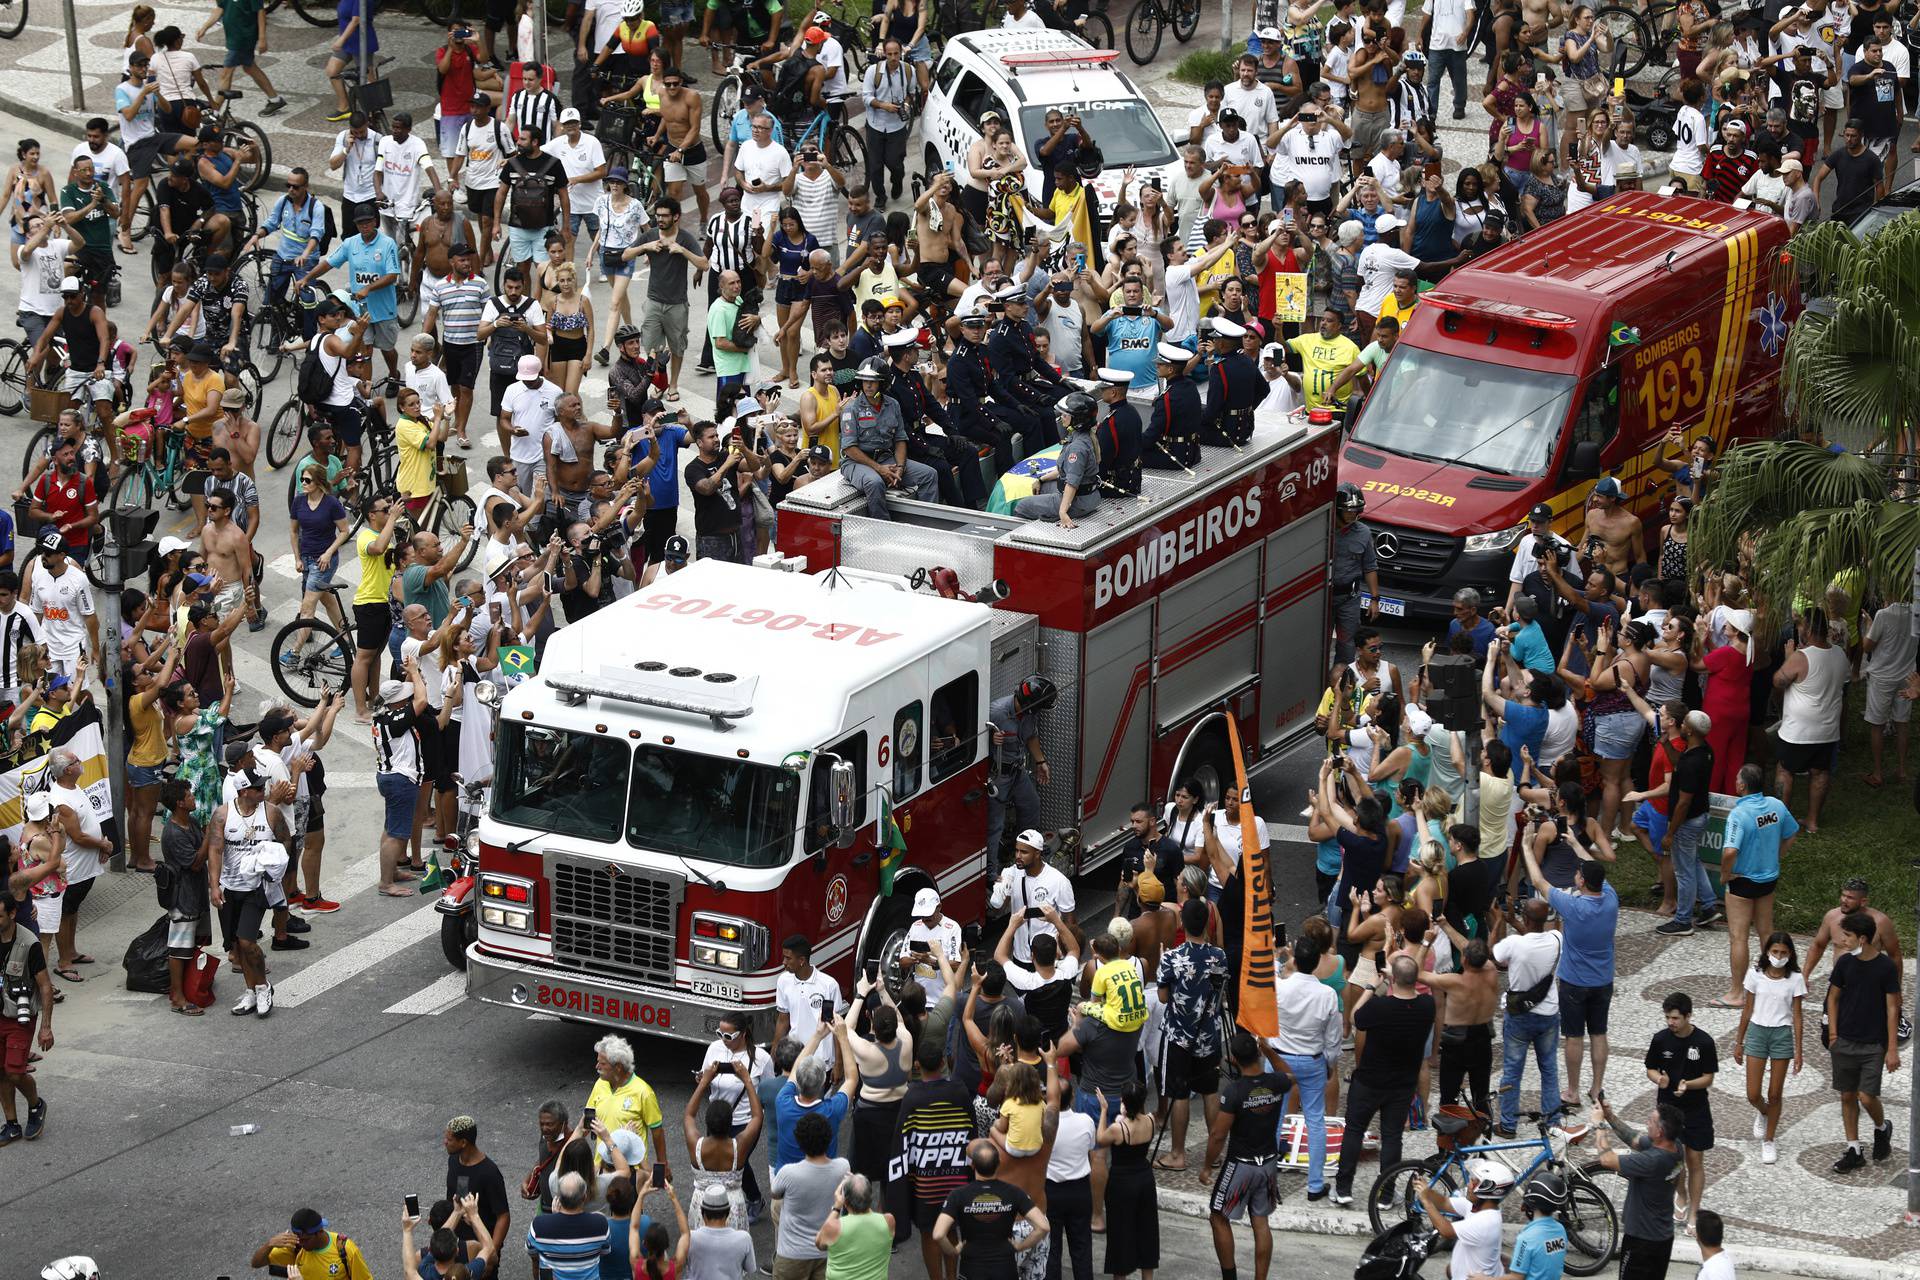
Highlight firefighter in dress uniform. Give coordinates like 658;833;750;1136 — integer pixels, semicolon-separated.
1143;342;1202;471
838;357;942;520
1331;480;1381;664
986;674;1056;877
1200;316;1264;447
988;285;1067;450
1092;367;1143;498
885;327;988;509
1012;392;1102;526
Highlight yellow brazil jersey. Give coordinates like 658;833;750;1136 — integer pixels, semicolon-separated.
265;1232;373;1280
1380;292;1417;328
587;1072;664;1162
1289;332;1361;409
395;415;436;499
1091;957;1149;1033
354;525;395;608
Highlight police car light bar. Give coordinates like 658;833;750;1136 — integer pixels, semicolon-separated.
1000;49;1122;67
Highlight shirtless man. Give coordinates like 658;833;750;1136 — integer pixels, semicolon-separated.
1424;930;1502;1117
411;188;473;300
201;482;263;630
1580;475;1643;578
215;392;261;482
1516;0;1563;66
1347;21;1401;180
656;70;710;226
912;172;967;307
1805;877;1906;978
543;393;620;527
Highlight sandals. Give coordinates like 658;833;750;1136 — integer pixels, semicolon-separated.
53;967;82;983
171;1003;205;1016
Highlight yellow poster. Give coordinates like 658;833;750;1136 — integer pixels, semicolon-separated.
1274;273;1308;325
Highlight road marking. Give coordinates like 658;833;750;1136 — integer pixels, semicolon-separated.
382;970;467;1016
223;642;374;750
270;901;441;1008
1270;823;1309;843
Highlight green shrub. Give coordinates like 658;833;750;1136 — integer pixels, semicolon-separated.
1173;47;1243;85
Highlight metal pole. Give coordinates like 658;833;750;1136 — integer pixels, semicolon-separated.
537;2;549;69
61;0;86;112
1908;873;1919;1224
1220;0;1233;53
99;539;124;872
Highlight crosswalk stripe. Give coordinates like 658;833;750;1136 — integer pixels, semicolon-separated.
270;901;441;1008
382;970;468;1016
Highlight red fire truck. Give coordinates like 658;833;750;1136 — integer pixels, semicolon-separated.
457;413;1339;1045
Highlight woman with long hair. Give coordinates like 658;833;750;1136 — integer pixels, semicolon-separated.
1697;609;1755;793
5;140;57;269
1584;617;1654;841
544;262;592;395
1658;496;1694;582
1495;92;1544;203
766;205;819;388
629;1169;690;1278
1734;931;1804;1164
590;168;648;360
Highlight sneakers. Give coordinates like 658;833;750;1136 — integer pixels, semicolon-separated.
1306;1187;1330;1202
1654;918;1694;937
1695;903;1723;926
1753;1112;1767;1140
285;916;312;934
263;97;289;116
24;1098;46;1140
1761;1140;1777;1164
0;1121;20;1145
1874;1120;1893;1162
271;934;311;951
232;988;258;1015
279;338;309;353
1329;1188;1354;1207
326;108;352;123
301;896;342;914
1832;1146;1867;1173
255;983;274;1018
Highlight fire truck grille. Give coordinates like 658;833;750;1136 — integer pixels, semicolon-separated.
1372;525;1457;578
549;861;683;982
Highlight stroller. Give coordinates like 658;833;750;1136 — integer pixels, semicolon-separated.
1356;1219;1442;1280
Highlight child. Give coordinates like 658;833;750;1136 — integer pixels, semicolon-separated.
1734;930;1804;1165
1082;925;1149;1035
991;1060;1046;1158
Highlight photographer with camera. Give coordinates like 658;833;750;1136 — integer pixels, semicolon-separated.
556;520;624;623
0;892;54;1143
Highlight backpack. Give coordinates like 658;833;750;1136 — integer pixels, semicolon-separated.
297;344;338;407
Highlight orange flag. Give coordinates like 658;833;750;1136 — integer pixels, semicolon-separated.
1227;713;1278;1038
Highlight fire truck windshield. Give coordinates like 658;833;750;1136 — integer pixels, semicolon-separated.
494;724;632;840
1351;347;1576;477
626;744;802;867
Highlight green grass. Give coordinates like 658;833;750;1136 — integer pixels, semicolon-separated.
1605;682;1918;950
1173;47;1244;86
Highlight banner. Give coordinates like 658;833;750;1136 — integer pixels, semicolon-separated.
1228;713;1278;1038
0;705;118;847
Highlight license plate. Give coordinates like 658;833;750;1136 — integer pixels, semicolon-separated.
689;978;741;1002
1360;595;1406;618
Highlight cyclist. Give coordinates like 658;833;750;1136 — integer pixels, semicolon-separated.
166;253;250;366
152;159;213;287
699;0;788;75
192;125;253;259
1413;1159;1511;1280
18;408;112;501
243;166;328;344
27;278;118;442
55;155;119;306
1506;1174;1572;1280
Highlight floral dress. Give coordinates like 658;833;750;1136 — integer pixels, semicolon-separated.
178;706;225;823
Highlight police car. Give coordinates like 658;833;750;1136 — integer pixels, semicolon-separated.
922;28;1179;216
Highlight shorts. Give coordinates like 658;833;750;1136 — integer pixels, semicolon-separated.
1743;1021;1795;1061
215;581;249;615
32;890;64;933
1349;108;1390;162
128;761;168;788
60;367;118;404
907;34;933;63
641;505;679;563
465;185;498;219
323;400;366;447
1821;83;1845;111
166;909;200;958
1865;676;1911;726
128;133;168;181
301;552;341;593
365;319;400;351
1632;800;1669;852
439;114;470;159
420;714;455;789
442;341;483;390
217;885;270;942
1775;737;1837;774
1865;136;1892;161
1556;77;1591;113
1558;980;1613;1038
1592;709;1644;760
569;212;600;244
0;1020;33;1074
770;1258;828;1280
340;197;378;230
775;276;807;306
640;300;690;357
1209;1156;1280;1221
911;1199;943;1236
507;224;552;263
919;259;955;300
1163;1039;1223;1099
1831;1037;1887;1095
601;249;635;279
378;770;421;839
354;602;393;653
1725;875;1776;900
1677;1108;1714;1152
224;46;257;68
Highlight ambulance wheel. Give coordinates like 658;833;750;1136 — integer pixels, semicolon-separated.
861;884;919;999
441;910;476;970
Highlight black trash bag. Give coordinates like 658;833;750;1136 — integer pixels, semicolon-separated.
122;915;172;994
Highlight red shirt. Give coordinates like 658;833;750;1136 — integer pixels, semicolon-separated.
34;468;95;549
1702;644;1750;724
437;45;476;117
1261;246;1300;321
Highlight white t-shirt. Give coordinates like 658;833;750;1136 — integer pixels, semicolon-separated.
401;635;448;711
1697;1254;1737;1280
815;36;849;98
905;916;965;964
699;1039;774;1127
1185;106;1222;151
18;237;71;319
1446;1199;1505;1280
1203;132;1264;177
1325;45;1353;107
1742;967;1807;1029
495;371;560;465
404;360;456;424
332;130;379;201
1222;81;1279;141
376;134;435;221
1670;106;1707;175
1208;809;1270;890
1356;243;1420;314
1493;931;1561;1018
992;864;1077;963
1005;953;1082;998
1164;262;1200;343
1865;603;1917;685
30;561;94;662
1045;1109;1099;1182
543;131;608;214
1538;701;1580;768
1508;532;1580;585
1042;298;1086;374
586;0;626;52
1367;150;1405;201
1002;7;1047;27
737;140;794;221
776;968;845;1063
1275;128;1342;202
72;142;130;192
455;116;515;191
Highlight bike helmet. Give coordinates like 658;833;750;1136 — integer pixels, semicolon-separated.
1336;481;1366;514
855;356;891;392
1522;1171;1570;1216
1012;674;1057;715
613;323;643;346
1401;49;1427;66
1056;391;1097;433
1463;1157;1515;1202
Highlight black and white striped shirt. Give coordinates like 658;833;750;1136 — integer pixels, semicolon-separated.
705;211;756;274
372;703;422;782
0;605;41;690
511;87;560;147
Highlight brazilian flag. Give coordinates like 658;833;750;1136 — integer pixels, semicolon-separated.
986;445;1064;515
500;644;537;677
878;806;908;897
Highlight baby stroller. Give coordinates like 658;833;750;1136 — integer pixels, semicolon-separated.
1356;1219;1441;1280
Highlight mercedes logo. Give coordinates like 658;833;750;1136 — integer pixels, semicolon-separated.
1374;532;1400;560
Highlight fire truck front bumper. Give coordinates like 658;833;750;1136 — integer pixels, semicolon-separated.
464;947;777;1047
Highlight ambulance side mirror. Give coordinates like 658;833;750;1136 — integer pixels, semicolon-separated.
1563;440;1601;483
829;759;858;839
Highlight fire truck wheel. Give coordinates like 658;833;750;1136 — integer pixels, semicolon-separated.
441;909;477;970
1177;723;1236;807
862;887;919;997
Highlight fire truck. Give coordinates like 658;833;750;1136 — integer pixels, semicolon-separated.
458;412;1339;1046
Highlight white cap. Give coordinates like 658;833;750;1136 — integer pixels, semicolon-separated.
379;678;411;703
58;275;81;293
1208;317;1247;339
912;886;941;917
24;791;50;821
1015;828;1046;851
1374;213;1404;234
1404;704;1433;738
1261;341;1287;363
156;534;194;558
1155;341;1192;364
1256;25;1283;40
559;107;582;124
1095;366;1132;386
1723;607;1755;637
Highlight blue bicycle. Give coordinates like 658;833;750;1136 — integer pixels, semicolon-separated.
1366;1109;1620;1276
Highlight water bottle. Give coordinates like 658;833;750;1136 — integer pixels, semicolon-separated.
229;1124;260;1137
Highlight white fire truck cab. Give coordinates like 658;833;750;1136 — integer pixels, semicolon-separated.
462;411;1340;1047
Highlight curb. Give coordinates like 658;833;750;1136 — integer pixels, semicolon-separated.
1156;1186;1918;1280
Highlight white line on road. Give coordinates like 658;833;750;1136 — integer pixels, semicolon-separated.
1270;823;1310;843
271;902;441;1008
382;971;467;1017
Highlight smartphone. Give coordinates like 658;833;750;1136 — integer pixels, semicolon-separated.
1613;76;1625;99
582;1106;595;1126
1024;906;1045;921
910;940;931;953
455;1175;471;1196
651;1161;668;1187
1276;921;1288;949
864;958;881;979
405;1193;421;1217
1123;305;1142;316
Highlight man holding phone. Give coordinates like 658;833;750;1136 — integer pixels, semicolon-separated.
443;1114;511;1273
903;887;965;1003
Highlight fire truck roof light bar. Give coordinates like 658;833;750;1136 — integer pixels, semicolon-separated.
546;668;759;732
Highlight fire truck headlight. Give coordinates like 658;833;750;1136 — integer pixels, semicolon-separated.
478;874;538;933
1463;522;1528;555
693;942;745;970
482;904;534;932
692;913;771;969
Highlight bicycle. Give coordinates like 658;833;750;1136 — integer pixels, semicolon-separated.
1123;0;1198;65
787;95;867;179
707;42;773;151
1366;1109;1620;1276
110;421;192;515
207;90;273;193
0;0;23;39
271;582;357;708
234;248;309;382
339;55;398;134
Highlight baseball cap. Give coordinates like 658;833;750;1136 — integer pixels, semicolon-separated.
38;528;65;552
189;341;219;364
559;106;582;124
380;679;412;704
517;354;544;380
912;887;941;917
1592;476;1624;500
1015;829;1045;850
237;767;269;792
662;534;690;562
58;275;81;294
1374;213;1404;234
1780;155;1805;174
1218;108;1245;127
157;535;193;558
220;387;248;409
472;92;493;107
449;240;475;257
1256;25;1283;40
804;25;828;43
354;207;379;223
1528;502;1554;523
23;792;50;821
185;572;213;589
806;444;832;464
45;673;71;693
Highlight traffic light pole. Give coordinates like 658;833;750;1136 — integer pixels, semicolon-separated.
99;532;125;873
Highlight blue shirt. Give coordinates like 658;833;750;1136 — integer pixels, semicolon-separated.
1447;615;1497;660
203;151;244;215
773;1081;849;1172
260;192;322;261
730;108;786;147
636;422;690;509
1511;1216;1570;1280
327;231;403;323
1723;792;1798;884
1498;703;1548;779
338;0;377;53
1315;835;1342;877
1507;621;1554;674
116;81;155;139
1103;313;1163;390
1548;883;1619;987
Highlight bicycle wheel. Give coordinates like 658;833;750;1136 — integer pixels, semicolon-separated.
130;185;159;243
1559;1171;1620;1276
271;615;353;709
1080;10;1114;48
287;0;334;26
228;119;273;193
1367;1158;1452;1235
0;0;26;41
1171;0;1199;42
111;465;156;515
431;493;479;569
19;425;54;480
1594;7;1649;79
830;123;865;179
397;243;420;327
266;400;306;470
0;338;26;416
709;76;743;152
1124;0;1163;65
420;0;457;23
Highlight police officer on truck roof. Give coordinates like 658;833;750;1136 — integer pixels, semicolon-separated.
1332;481;1381;664
1013;392;1102;527
988;284;1067;447
985;675;1056;879
1200;316;1263;448
1093;367;1144;498
1143;342;1202;472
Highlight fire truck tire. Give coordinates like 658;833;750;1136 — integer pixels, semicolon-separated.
860;881;922;997
1174;719;1236;806
441;910;476;970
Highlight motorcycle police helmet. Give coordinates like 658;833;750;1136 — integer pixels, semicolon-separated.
1013;675;1057;715
1522;1171;1570;1216
1463;1157;1515;1202
1336;481;1367;515
1354;1220;1439;1280
1074;145;1105;180
855;356;892;393
1056;392;1098;433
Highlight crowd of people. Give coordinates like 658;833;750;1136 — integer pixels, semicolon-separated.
0;0;1915;1275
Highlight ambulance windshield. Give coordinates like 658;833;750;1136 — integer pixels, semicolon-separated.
626;744;802;868
1351;346;1576;477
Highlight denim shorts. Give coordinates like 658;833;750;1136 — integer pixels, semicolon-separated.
377;771;419;839
224;46;256;68
1743;1022;1794;1060
128;761;168;788
602;249;635;279
1558;980;1614;1038
1592;709;1645;760
302;552;340;593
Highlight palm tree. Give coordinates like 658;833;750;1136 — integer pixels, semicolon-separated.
1689;212;1920;616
